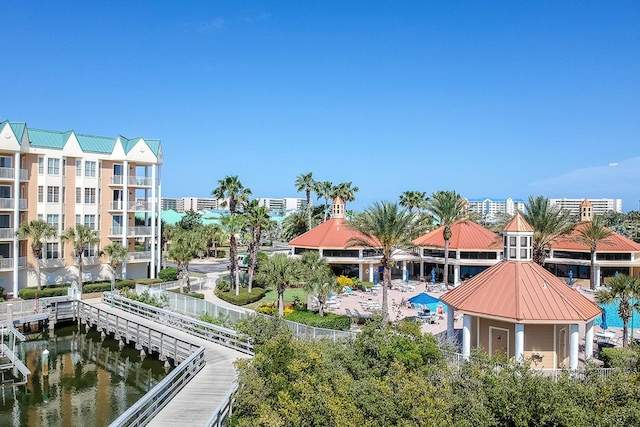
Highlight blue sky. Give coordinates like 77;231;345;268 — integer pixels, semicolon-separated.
3;1;639;210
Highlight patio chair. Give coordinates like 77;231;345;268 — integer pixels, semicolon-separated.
345;286;358;296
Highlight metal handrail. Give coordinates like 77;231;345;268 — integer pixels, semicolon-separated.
205;382;238;427
103;293;254;355
109;347;206;427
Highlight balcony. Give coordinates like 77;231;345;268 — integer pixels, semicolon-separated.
0;168;29;181
110;175;124;185
110;226;123;236
0;228;14;239
128;251;152;262
0;257;26;270
109;201;124;211
108;201;155;211
41;258;65;268
109;175;153;187
0;199;27;210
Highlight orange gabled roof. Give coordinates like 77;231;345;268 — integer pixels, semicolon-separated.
440;260;602;322
580;199;593;207
503;212;534;232
552;222;640;252
412;220;501;250
289;218;381;249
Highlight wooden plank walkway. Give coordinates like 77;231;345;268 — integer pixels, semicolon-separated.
85;300;249;427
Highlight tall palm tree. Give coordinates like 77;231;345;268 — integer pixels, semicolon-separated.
213;175;251;285
347;201;416;322
281;211;310;241
221;213;246;294
295;172;316;231
61;224;100;294
101;242;128;304
597;274;640;347
399;190;428;213
16;220;58;290
315;180;333;222
200;223;225;258
522;195;574;265
212;175;252;214
166;228;206;293
332;182;359;211
244;200;273;292
300;251;337;317
426;191;467;286
256;253;302;317
575;216;613;290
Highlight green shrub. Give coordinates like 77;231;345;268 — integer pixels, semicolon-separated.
358;281;374;291
284;310;351;331
158;267;178;281
199;312;231;327
168;289;205;299
257;303;278;316
116;279;136;290
135;278;164;285
120;289;168;307
19;287;69;299
216;280;231;292
215;287;266;306
83;282;113;293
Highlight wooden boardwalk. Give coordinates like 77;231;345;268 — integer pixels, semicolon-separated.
84;300;249;427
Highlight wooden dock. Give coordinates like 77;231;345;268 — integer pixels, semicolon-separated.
83;300;249;426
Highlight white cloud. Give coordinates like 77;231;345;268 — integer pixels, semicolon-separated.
530;157;640;199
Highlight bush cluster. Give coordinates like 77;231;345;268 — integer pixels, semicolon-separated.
158;267;178;281
216;280;231;292
284;310;351;331
19;287;68;299
215;287;266;305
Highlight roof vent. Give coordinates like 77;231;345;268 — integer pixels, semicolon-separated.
542;283;548;289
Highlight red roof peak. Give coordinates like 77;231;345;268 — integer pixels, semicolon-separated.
412;220;501;250
503;212;534;232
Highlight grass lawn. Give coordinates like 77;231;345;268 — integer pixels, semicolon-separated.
246;288;308;309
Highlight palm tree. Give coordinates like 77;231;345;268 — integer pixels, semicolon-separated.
332;182;359;210
221;213;246;294
200;223;225;258
575;216;613;290
101;242;127;304
597;274;640;347
295;172;316;231
16;220;58;290
522;195;574;265
399;191;428;213
61;224;100;294
256;254;302;317
213;175;251;287
281;210;315;241
347;201;416;322
314;180;334;222
426;191;467;286
166;228;206;292
244;200;273;292
300;251;337;317
212;175;252;214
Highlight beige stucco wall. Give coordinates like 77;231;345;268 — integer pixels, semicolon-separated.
478;318;515;358
522;324;556;368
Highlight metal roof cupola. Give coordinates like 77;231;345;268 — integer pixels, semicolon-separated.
332;196;345;219
502;212;534;261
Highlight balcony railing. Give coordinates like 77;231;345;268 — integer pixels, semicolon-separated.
20;169;28;181
110;226;123;236
110;175;124;185
0;257;26;270
129;176;152;186
128;251;152;262
128;201;153;211
109;201;124;210
0;199;24;209
128;226;152;236
0;228;14;239
19;199;26;209
0;168;13;180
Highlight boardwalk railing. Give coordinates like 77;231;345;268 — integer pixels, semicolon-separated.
206;382;238;427
110;347;206;427
103;293;254;355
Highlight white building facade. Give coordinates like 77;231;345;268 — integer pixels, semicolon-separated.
549;198;622;217
465;198;526;220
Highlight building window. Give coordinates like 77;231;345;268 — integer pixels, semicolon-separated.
46;214;59;229
46;243;59;259
0;186;10;199
38;214;43;221
62;158;66;176
47;158;60;175
62;187;66;204
47;186;60;203
84;188;96;204
85;161;96;177
84;214;96;230
38;186;44;203
76;187;81;204
84;245;97;257
0;215;9;228
76;160;82;176
38;157;44;174
61;214;65;230
76;214;81;225
0;156;12;168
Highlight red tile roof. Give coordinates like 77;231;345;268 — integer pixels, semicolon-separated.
503;212;534;232
289;218;381;249
440;260;602;322
412;220;501;250
552;222;640;252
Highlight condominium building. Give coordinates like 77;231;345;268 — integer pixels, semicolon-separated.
258;197;306;212
161;197;227;212
464;198;526;220
161;197;178;211
548;198;622;217
0;120;163;296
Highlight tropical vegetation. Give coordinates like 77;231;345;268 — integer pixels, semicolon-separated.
522;195;574;265
16;220;58;290
61;224;100;293
597;274;640;347
575;216;613;289
255;253;302;317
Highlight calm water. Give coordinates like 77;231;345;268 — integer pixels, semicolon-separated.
0;324;170;427
596;301;640;329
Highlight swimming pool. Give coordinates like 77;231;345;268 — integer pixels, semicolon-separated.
595;301;640;329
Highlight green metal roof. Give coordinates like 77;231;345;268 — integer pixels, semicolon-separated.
145;139;161;156
76;133;116;153
8;122;26;143
29;128;72;149
118;136;141;154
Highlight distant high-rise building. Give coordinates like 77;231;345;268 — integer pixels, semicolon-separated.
548;198;622;217
464;198;526;221
161;197;227;212
258;198;307;212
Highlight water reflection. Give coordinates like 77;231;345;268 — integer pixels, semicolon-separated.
0;324;170;427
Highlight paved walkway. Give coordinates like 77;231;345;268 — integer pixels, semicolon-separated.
83;299;249;427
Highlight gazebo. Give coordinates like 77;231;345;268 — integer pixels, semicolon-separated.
440;213;602;369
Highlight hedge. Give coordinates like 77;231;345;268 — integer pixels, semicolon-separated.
284;310;351;331
168;289;205;299
19;287;69;299
215;287;266;306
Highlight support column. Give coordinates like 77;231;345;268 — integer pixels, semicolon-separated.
595;265;601;288
368;263;374;282
150;164;157;278
515;323;524;363
570;324;579;370
12;152;20;296
157;165;162;271
454;265;460;286
419;260;424;278
446;304;455;340
585;320;594;360
358;264;363;281
462;314;472;360
402;260;407;281
122;160;129;279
